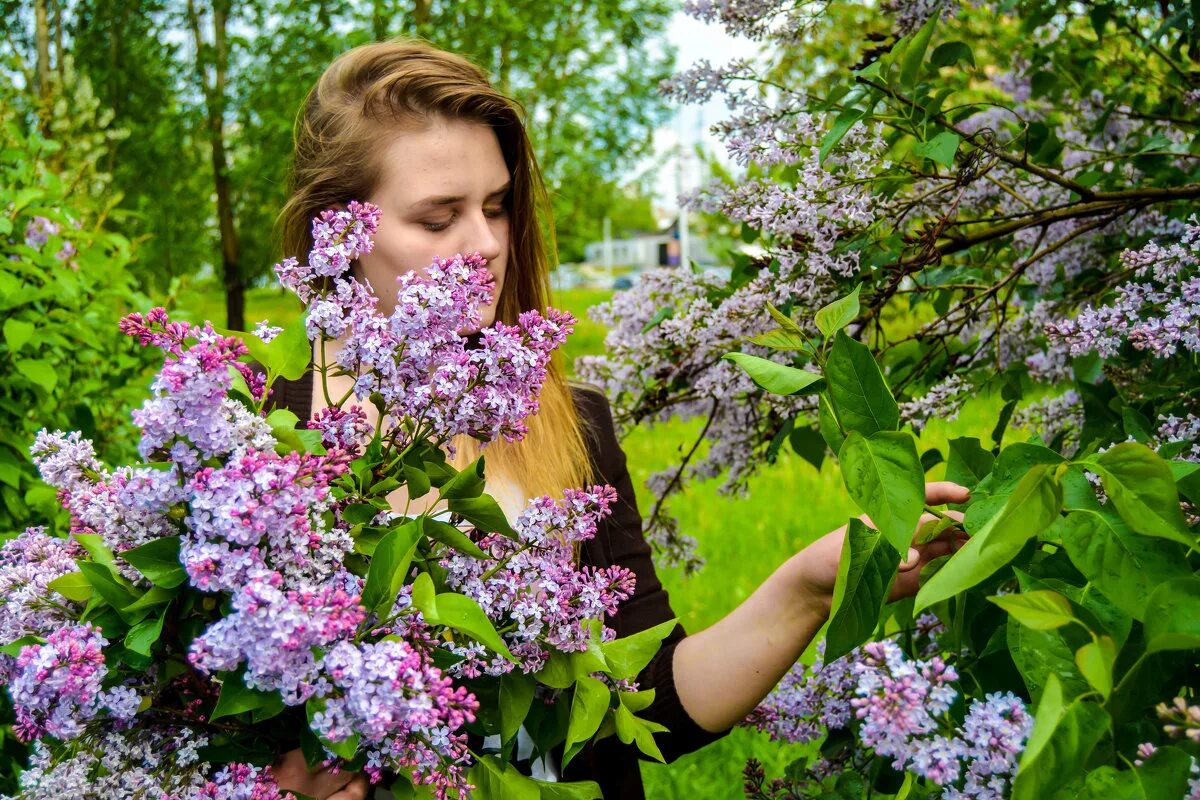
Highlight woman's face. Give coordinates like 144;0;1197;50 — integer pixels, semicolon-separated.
357;116;511;328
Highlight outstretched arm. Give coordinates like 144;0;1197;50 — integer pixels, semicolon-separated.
671;481;969;733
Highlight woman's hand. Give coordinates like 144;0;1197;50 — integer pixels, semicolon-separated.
788;481;970;612
273;749;369;800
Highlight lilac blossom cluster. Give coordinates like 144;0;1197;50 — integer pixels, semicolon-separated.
276;201;574;450
188;571;366;704
183;449;352;592
442;486;636;675
0;527;83;644
4;726;292;800
23;215;77;264
8;623;139;742
1045;218;1200;359
748;638;1032;797
576;268;817;570
900;375;970;432
313;639;479;797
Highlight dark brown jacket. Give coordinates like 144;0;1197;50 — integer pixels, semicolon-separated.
268;371;729;799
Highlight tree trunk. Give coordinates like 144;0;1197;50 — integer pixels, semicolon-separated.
187;0;244;331
34;0;51;136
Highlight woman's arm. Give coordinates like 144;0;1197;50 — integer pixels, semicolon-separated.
671;482;969;733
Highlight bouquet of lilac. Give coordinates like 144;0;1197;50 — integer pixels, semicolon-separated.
0;201;674;800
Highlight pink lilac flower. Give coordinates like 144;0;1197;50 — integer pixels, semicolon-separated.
852;640;958;764
183;449;351;592
442;486;635;676
308;405;372;455
275;201;381;303
191;763;296;800
188;571;366;704
312;639;478;798
9;623;135;742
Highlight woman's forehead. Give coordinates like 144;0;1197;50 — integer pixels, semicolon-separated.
377;119;509;202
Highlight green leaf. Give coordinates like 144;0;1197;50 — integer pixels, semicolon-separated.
123;585;175;613
748;328;812;351
1074;635;1115;699
1090;443;1194;547
500;670;536;746
916;464;1062;611
0;635;44;657
1142;577;1200;654
838;431;924;556
766;303;807;337
78;560;139;610
1012;675;1110;800
534;650;574;689
1059;510;1190;620
825;518;902;661
913;131;960;168
600;618;677;680
422;517;487;558
814;285;861;337
536;781;604;800
224;314;309;381
789;425;826;472
414;587;516;662
900;13;939;88
120;536;187;589
818;393;845;453
440;458;486;500
124;610;165;656
448;495;519;539
1079;746;1194;799
825;331;899;436
929;40;975;67
945;437;994;489
3;318;34;353
989;589;1076;631
14;358;57;393
360;519;421;614
820;107;868;165
48;571;93;602
563;676;611;768
722;353;822;396
73;532;117;568
613;705;667;763
619;689;656;713
471;755;540;800
210;671;283;721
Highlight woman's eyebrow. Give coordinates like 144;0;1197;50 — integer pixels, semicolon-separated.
409;181;512;211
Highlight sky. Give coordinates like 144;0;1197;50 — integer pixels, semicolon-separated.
641;8;764;213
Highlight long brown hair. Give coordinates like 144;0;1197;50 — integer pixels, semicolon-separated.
278;38;594;500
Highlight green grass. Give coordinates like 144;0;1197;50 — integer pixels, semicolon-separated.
168;283;1001;798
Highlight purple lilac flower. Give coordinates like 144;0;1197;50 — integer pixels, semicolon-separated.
0;528;84;647
23;216;59;249
852;640;958;764
11;727;216;798
183;449;350;592
442;486;635;676
275;200;381;303
943;692;1032;799
252;320;283;343
1158;696;1200;743
313;639;478;798
29;429;103;496
188;571;366;704
744;640;858;744
122;310;255;466
900;375;970;432
9;623;132;742
1046;216;1200;359
308;405;372;456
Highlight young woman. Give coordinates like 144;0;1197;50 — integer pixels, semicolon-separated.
266;39;969;800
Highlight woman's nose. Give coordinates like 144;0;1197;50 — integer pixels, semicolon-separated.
462;211;503;263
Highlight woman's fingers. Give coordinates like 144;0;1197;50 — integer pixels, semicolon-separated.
327;775;370;800
924;481;970;505
272;749;357;800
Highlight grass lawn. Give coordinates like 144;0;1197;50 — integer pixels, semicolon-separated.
170;282;999;798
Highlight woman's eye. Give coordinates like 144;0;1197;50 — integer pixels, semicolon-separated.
422;219;453;232
484;207;507;219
